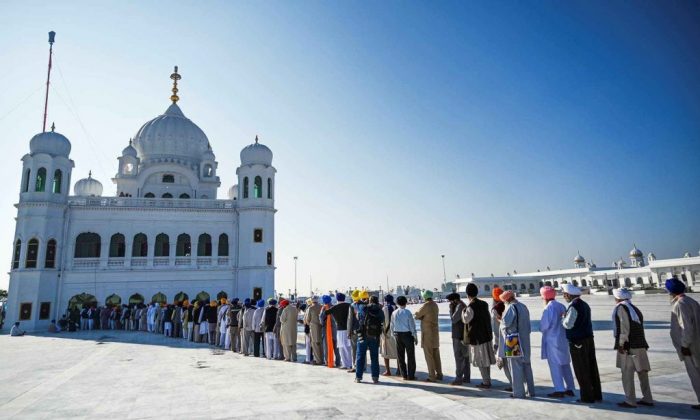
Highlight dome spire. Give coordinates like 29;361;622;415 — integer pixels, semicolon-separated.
170;66;181;104
255;135;259;144
51;122;55;132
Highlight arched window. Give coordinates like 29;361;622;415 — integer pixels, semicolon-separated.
636;277;644;285
174;292;189;302
484;284;490;291
129;293;144;305
23;169;31;192
162;174;174;183
105;294;122;306
581;279;588;287
218;233;229;256
155;233;169;257
267;178;272;199
45;239;57;268
179;193;190;199
572;280;578;286
144;192;155;198
132;233;148;257
176;234;191;256
151;292;167;304
243;177;249;198
198;233;212;256
195;291;210;302
162;193;172;199
74;233;101;258
529;283;534;290
25;239;39;268
203;164;213;177
593;280;599;287
52;169;62;193
553;281;559;288
35;167;47;192
267;251;272;266
12;239;21;269
624;277;632;287
109;233;125;257
254;176;262;198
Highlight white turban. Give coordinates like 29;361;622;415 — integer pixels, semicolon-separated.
613;288;632;300
561;283;581;295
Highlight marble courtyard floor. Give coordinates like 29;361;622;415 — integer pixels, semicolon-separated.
0;294;698;419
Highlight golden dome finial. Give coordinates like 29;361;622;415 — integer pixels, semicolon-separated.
170;65;181;104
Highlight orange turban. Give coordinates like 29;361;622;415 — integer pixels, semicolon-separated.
492;287;503;301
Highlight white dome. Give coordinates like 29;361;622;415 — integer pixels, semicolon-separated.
629;245;643;257
201;146;215;161
574;253;585;263
227;184;238;200
122;140;137;157
648;252;656;261
132;103;209;164
74;172;103;197
29;130;71;157
240;136;272;166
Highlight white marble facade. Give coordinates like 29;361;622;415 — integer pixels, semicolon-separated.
455;247;700;297
6;70;276;330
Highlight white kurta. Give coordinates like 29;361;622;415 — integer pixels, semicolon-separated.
540;300;570;365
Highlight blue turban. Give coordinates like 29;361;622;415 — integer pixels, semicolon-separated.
243;298;251;305
336;293;346;302
321;295;332;305
232;298;239;304
268;299;278;306
256;299;265;308
665;278;686;295
384;294;394;304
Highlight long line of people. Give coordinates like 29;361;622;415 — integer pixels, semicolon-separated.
41;277;700;411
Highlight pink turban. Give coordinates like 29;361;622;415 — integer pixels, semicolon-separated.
540;286;556;300
499;290;514;302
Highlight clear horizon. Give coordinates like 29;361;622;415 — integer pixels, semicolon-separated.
1;1;698;293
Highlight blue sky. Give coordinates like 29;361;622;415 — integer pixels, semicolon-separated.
1;1;698;293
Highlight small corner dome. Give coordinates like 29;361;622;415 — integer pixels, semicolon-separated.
574;253;585;263
227;184;238;200
629;245;643;257
74;173;103;197
201;147;215;161
121;142;138;158
29;130;71;157
240;137;272;166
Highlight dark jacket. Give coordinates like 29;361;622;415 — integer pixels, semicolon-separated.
326;302;351;331
465;298;492;345
566;298;593;342
263;306;278;332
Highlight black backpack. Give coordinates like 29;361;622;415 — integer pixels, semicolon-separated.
363;305;383;338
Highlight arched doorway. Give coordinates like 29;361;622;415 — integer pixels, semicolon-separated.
68;293;97;310
129;293;145;305
195;291;210;303
174;292;189;303
105;294;122;307
151;292;167;304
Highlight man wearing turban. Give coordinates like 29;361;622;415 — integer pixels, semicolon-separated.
490;286;513;391
666;278;700;410
280;299;299;362
414;289;443;382
499;290;534;399
612;288;653;408
562;283;602;404
539;286;575;398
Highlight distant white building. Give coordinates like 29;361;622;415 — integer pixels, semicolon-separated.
455;246;700;297
6;67;277;330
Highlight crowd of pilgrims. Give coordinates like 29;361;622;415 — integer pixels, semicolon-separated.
51;278;700;411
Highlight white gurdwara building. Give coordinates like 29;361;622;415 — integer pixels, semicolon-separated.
455;246;700;297
6;68;276;330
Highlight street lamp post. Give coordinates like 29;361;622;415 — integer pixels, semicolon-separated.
293;256;298;300
441;255;447;286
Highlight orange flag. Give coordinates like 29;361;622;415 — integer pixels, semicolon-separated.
324;304;335;368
